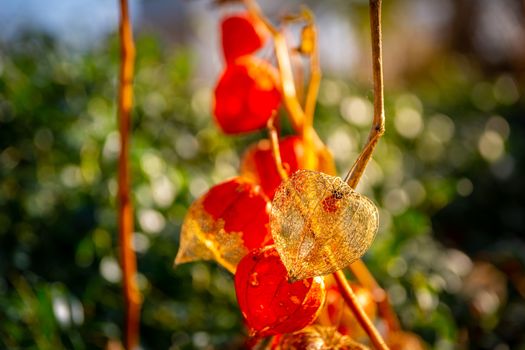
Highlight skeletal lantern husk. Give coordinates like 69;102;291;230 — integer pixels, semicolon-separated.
274;325;370;350
270;170;379;281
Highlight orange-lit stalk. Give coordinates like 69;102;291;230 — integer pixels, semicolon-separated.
117;0;141;349
344;0;385;187
350;259;401;332
334;270;389;350
302;12;321;171
267;114;289;181
244;0;305;132
245;0;324;170
248;1;391;348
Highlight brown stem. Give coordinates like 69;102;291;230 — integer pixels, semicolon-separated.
117;1;141;349
342;0;395;342
350;259;401;332
344;0;385;188
333;270;389;350
247;1;393;347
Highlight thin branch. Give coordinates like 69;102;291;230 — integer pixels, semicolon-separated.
302;17;322;171
117;1;141;349
267;114;289;181
303;23;321;129
245;0;328;172
344;0;385;188
245;0;305;132
333;270;389;350
350;259;401;332
337;2;391;348
247;2;392;348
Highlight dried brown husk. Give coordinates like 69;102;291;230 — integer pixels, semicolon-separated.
174;197;246;273
274;326;369;350
270;170;379;281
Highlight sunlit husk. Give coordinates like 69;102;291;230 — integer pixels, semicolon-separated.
175;197;246;273
175;178;272;273
271;170;379;281
274;325;370;350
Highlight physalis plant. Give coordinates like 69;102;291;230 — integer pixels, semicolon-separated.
175;1;426;349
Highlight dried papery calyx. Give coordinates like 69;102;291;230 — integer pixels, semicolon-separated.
272;326;369;350
234;246;325;338
213;56;281;134
175;177;272;273
221;12;268;64
270;170;379;281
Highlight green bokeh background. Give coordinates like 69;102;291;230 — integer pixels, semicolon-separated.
1;1;524;349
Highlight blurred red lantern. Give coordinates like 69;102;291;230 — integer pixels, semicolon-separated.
221;13;268;64
213;56;281;134
235;246;325;337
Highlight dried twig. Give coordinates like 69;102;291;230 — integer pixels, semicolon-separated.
344;0;385;188
267;114;289;181
350;259;401;332
247;1;392;348
333;270;389;350
117;0;141;348
244;0;305;131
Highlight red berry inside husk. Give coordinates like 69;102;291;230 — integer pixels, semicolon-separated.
241;136;304;199
235;246;325;338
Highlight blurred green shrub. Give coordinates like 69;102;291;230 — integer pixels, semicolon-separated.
0;31;523;349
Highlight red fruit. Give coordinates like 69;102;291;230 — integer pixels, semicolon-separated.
241;136;304;199
213;57;281;134
241;136;338;199
235;246;325;338
202;178;272;251
221;13;268;64
175;177;272;273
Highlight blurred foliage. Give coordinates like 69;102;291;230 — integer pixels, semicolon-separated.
0;26;524;350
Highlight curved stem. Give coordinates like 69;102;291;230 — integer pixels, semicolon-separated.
267;114;289;181
245;0;327;172
333;270;389;350
350;259;401;332
302;19;321;170
303;22;321;129
344;0;385;188
246;1;393;348
117;1;141;349
245;0;305;132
